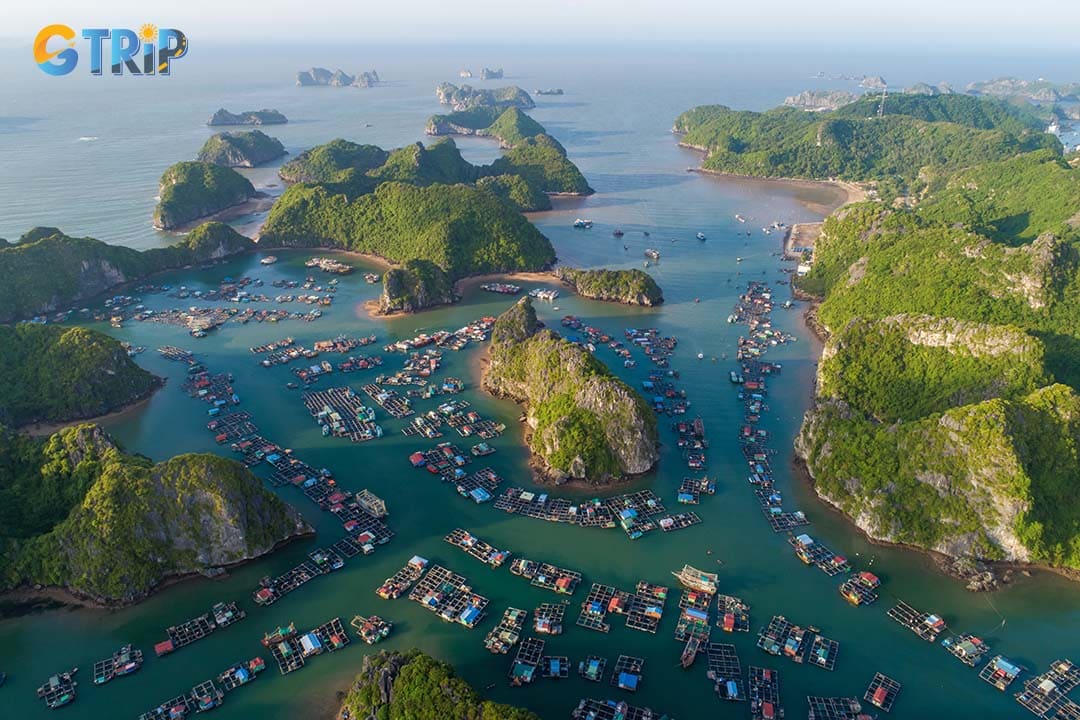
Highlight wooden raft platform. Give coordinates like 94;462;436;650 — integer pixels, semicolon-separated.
485;607;527;654
865;672;901;713
706;643;745;702
577;584;618;632
887;600;946;642
749;666;783;720
1016;659;1080;719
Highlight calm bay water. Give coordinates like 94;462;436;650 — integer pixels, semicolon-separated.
1;43;1079;719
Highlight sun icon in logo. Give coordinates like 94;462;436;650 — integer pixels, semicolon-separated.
138;24;158;43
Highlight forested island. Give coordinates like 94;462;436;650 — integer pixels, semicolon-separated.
426;106;548;148
338;650;538;720
0;223;255;323
674;94;1057;199
0;424;309;605
207;108;288;126
296;67;380;88
0;324;160;427
197;130;287;168
153;161;257;230
554;267;664;306
435;82;535;111
482;298;658;485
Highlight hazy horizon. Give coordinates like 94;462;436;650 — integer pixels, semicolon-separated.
4;0;1080;50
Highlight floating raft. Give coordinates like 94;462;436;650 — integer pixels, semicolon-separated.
362;383;413;418
408;564;489;628
806;695;868;720
577;584;618;632
139;693;194;720
674;589;712;642
376;555;428;599
218;657;266;691
571;698;667;720
840;571;881;606
36;668;78;710
808;634;840;671
1015;659;1080;719
541;655;570;679
980;655;1023;691
864;672;901;713
942;633;990;667
509;637;546;686
757;615;810;663
788;533;850;576
706;643;745;701
534;602;567;635
887;600;946;642
485;607;528;654
749;666;783;720
579;656;608;683
351;615;393;645
623;582;667;634
444;528;511;568
302;386;382;442
155;602;246;657
189;680;224;712
511;559;581;595
610;655;645;693
717;594;751;633
92;644;143;685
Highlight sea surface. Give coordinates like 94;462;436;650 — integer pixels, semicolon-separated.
1;43;1079;719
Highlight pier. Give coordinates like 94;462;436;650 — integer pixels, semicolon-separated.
302;387;382;442
674;589;712;642
540;655;570;679
943;633;990;667
351;615;393;645
809;634;840;671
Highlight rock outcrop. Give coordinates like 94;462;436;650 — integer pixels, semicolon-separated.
479;67;503;80
197;130;286;168
435;82;535;111
207;108;288;126
554;267;664;306
296;67;380;87
783;89;861;112
483;298;658;484
154;161;256;230
378;259;457;314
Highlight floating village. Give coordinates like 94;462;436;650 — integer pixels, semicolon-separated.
11;244;1078;720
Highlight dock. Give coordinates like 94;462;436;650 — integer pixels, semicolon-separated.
509;637;546;686
1015;659;1080;719
717;594;751;633
92;644;143;685
36;668;78;710
807;696;868;720
376;555;428;599
610;655;645;692
980;655;1023;691
579;656;608;683
865;672;901;712
408;564;489;628
887;600;946;642
706;643;745;701
445;528;511;568
577;583;618;632
749;666;783;720
485;607;528;654
534;602;567;635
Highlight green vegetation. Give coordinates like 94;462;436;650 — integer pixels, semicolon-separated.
368;141;479;187
555;267;664;306
674;95;1058;200
340;650;540;720
0;324;159;427
154;161;256;230
483;299;658;483
426;106;552;149
0;223;255;322
1;425;307;602
435;83;535;111
207;108;288;126
197;130;286;168
279;140;390;184
486;135;592;195
379;259;457;314
475;174;551;212
261;180;554;278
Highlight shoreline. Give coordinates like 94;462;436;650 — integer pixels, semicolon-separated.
20;378;165;437
157;192;276;233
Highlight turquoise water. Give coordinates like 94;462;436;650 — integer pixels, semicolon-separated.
1;43;1080;719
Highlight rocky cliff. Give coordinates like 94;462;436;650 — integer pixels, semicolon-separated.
154;161;256;230
1;425;311;604
554;267;664;306
197;130;286;168
296;68;380;87
378;259;457;314
483;298;658;484
207;108;288;126
435;82;535;111
783;89;861;112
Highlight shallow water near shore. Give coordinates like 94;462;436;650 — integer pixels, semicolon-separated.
2;44;1080;719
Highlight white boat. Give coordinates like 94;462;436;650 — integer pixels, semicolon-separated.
696;232;706;241
644;249;661;260
735;214;746;223
572;218;594;229
260;256;278;265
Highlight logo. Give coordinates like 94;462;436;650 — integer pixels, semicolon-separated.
34;24;188;76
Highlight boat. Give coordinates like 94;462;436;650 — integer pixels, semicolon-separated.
681;636;701;668
697;352;704;360
612;229;625;237
697;232;706;241
260;256;278;265
730;371;744;384
735;214;746;223
736;257;743;263
672;564;718;594
0;672;5;687
471;442;496;457
644;249;661;260
261;622;297;647
572;218;594;229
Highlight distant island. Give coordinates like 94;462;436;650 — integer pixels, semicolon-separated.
296;67;380;88
783;89;861;112
0;223;255;323
425;106;548;147
534;88;564;96
0;423;309;605
674;94;1057;199
338;650;538;720
435;82;535;111
480;67;503;80
197;130;286;168
207;108;288;126
153;161;258;230
966;76;1080;103
482;298;659;485
0;324;160;428
554;267;664;306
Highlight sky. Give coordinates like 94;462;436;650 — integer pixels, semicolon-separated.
3;0;1080;48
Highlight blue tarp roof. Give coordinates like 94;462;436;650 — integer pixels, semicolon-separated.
618;672;639;689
